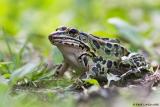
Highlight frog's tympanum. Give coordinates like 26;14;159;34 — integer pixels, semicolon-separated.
48;26;151;88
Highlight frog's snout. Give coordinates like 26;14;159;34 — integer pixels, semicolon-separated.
48;35;53;42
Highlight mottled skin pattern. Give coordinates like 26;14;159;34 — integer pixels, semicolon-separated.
48;26;150;88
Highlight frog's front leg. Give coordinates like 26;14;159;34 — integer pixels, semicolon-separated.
54;61;69;77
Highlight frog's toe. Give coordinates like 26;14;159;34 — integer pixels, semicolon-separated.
120;71;131;78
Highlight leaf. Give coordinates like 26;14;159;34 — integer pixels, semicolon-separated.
83;78;100;86
108;17;144;46
0;75;9;85
3;73;11;79
0;62;12;66
108;18;159;61
9;61;40;84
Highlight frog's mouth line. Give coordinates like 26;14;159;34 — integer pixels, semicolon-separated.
49;36;90;51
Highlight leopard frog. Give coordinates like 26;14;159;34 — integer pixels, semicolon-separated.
48;26;150;87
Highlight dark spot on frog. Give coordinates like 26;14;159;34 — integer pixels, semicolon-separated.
102;67;104;72
93;56;103;62
141;62;146;66
110;69;121;75
91;47;96;52
83;56;88;66
102;60;106;64
124;50;130;56
96;63;101;69
110;39;120;43
90;52;96;57
121;47;124;54
102;38;109;40
114;44;119;50
135;61;140;66
106;43;112;48
92;39;100;49
100;71;104;74
107;69;111;73
93;57;99;63
92;67;99;74
78;44;85;50
105;48;111;55
99;56;103;61
113;61;118;68
107;60;112;68
120;63;131;68
115;52;119;57
95;76;108;83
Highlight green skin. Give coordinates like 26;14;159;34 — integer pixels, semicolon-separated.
49;27;150;87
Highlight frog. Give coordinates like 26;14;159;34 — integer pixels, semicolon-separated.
48;26;151;88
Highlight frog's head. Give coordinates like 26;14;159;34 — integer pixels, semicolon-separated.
49;26;110;54
48;27;94;70
48;26;94;52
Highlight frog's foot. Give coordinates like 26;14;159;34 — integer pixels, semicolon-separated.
120;66;150;79
53;62;69;77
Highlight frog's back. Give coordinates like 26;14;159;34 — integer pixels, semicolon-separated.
88;36;130;61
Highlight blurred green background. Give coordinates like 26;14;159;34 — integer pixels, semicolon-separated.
0;0;160;107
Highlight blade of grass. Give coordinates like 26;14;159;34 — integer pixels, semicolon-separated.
9;61;40;85
1;28;13;57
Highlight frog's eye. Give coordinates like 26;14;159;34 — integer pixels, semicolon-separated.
68;28;79;35
56;26;67;31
